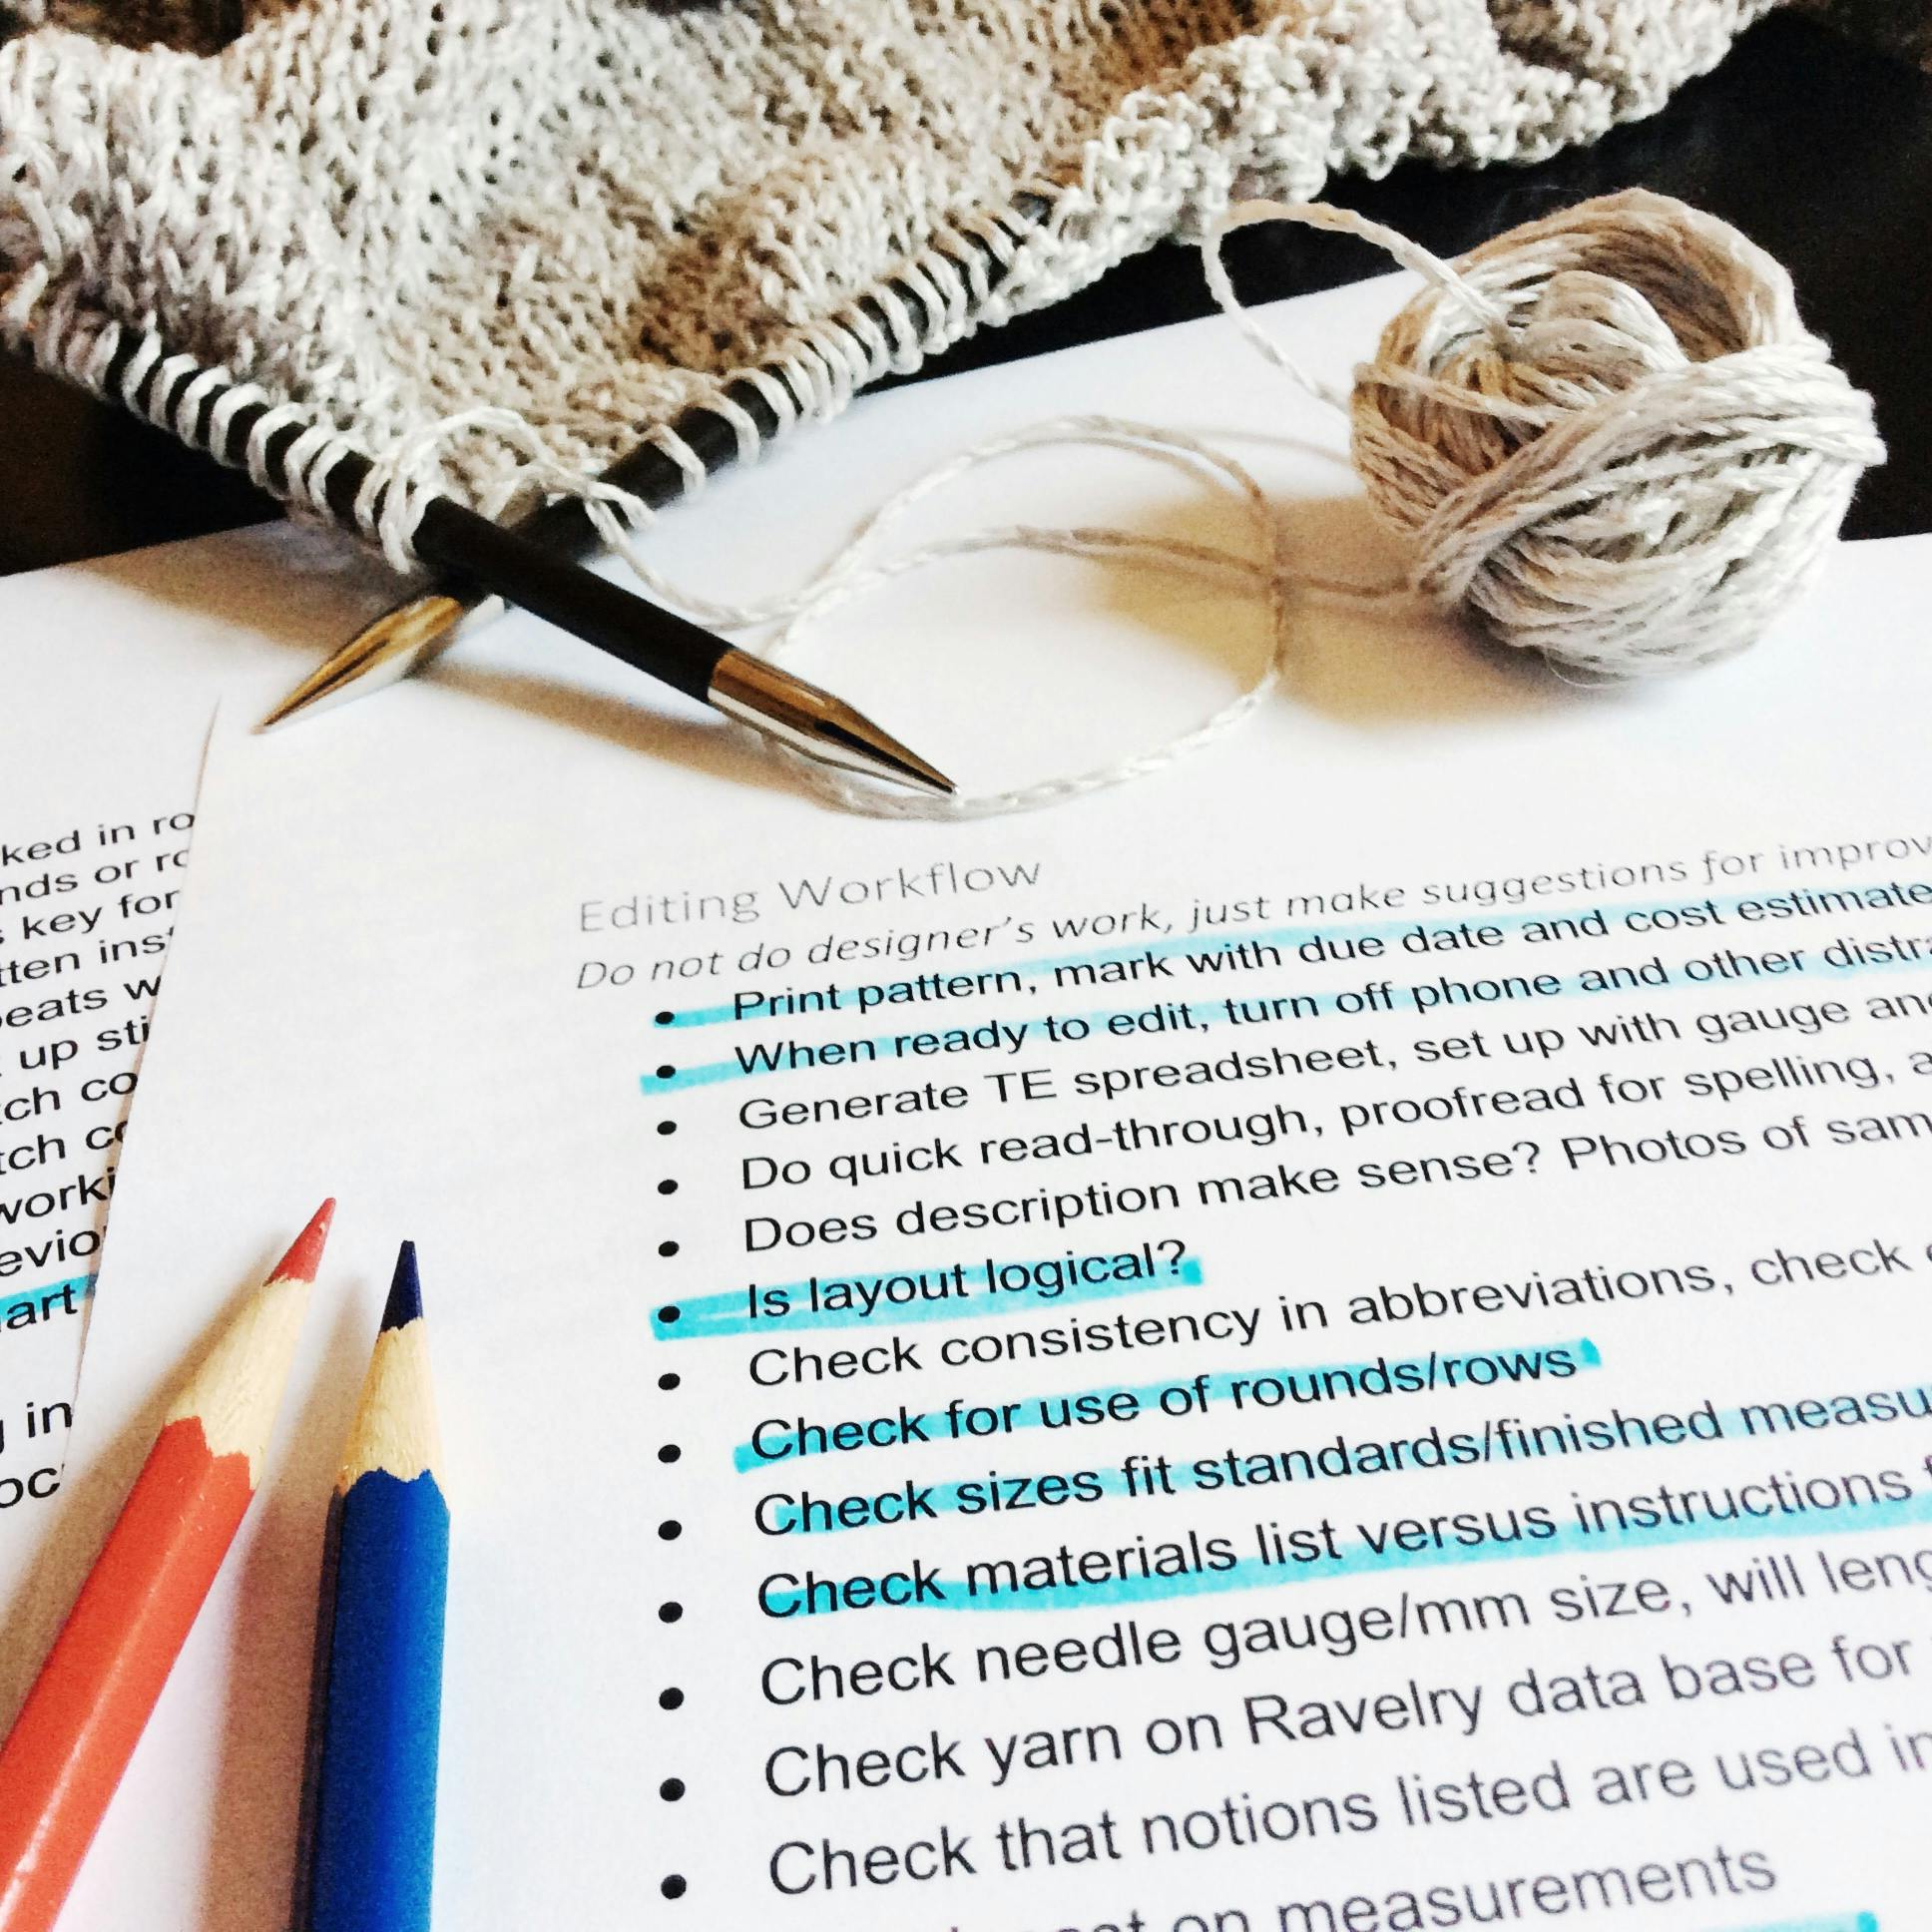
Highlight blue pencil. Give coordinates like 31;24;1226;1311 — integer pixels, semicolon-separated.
297;1242;449;1932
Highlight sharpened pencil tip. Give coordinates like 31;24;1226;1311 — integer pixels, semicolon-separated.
272;1199;336;1285
381;1241;423;1331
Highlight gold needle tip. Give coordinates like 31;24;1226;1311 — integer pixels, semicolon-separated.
257;593;473;730
874;737;956;797
708;650;955;795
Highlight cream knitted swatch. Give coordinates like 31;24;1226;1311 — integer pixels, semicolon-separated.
1;0;1788;550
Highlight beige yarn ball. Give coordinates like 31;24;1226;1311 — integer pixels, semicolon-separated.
1345;190;1884;676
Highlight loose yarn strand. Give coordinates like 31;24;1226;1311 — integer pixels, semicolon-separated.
364;189;1882;817
1202;199;1515;415
750;418;1298;819
578;413;1305;819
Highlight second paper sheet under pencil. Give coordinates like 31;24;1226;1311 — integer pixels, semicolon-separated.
32;271;1932;1929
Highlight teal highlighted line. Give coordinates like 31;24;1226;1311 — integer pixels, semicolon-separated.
641;925;1930;1093
1718;1917;1877;1932
751;1336;1600;1534
945;1486;1932;1613
729;1334;1602;1472
751;1363;1932;1572
652;878;1932;1036
2;1272;94;1316
758;1477;1932;1618
653;1252;1204;1342
644;988;1336;1093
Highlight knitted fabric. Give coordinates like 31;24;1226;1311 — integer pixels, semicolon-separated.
0;0;1786;558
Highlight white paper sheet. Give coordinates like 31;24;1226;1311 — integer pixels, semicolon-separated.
36;275;1932;1931
0;526;391;1575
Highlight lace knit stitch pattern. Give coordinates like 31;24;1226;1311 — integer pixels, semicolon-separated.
0;0;1783;554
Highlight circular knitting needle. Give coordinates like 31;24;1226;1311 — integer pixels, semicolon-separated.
262;496;953;796
255;200;1056;790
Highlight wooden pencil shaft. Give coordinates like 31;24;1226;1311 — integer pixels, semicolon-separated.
0;1421;253;1932
290;1492;347;1932
0;1204;329;1932
299;1251;446;1932
300;1477;448;1932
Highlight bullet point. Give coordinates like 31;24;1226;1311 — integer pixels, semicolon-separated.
659;1239;680;1258
655;1010;674;1025
660;1778;686;1801
658;1179;678;1195
658;1443;682;1463
661;1875;687;1899
658;1304;680;1324
657;1121;678;1136
659;1602;683;1624
659;1687;685;1710
659;1520;682;1541
656;1064;676;1081
659;1372;681;1392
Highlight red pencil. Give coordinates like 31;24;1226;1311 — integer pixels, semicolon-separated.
0;1199;335;1932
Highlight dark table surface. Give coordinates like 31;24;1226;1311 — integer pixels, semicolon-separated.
2;11;1927;580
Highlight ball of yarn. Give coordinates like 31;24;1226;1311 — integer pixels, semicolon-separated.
1347;190;1884;676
